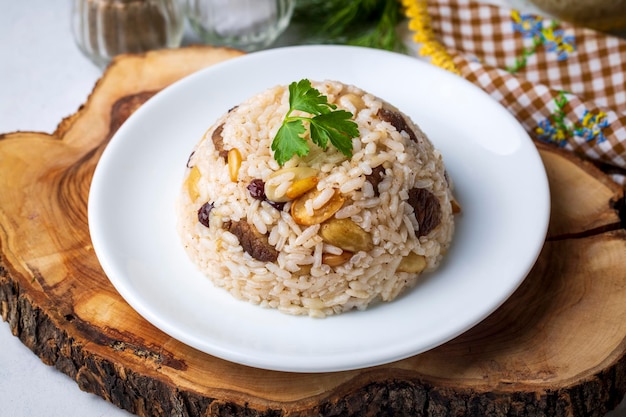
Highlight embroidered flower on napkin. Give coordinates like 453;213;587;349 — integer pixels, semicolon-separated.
405;0;626;184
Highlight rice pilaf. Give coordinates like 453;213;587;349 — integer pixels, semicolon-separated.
177;80;456;318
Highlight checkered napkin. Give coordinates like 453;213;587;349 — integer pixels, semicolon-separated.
421;0;626;184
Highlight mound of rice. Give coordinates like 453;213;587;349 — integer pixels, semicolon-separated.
177;80;456;318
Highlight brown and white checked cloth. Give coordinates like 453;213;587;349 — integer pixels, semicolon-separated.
422;0;626;184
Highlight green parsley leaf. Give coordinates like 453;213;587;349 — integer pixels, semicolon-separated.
310;110;359;156
271;79;359;166
289;79;336;116
271;120;309;165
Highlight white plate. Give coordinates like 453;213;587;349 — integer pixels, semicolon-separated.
88;45;550;373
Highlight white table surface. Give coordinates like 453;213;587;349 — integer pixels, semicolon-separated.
1;1;625;416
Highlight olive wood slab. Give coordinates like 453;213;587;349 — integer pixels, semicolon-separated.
1;46;625;417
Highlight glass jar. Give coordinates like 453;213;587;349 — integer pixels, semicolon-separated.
72;0;185;68
186;0;295;52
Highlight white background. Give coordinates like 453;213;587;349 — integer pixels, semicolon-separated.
0;1;624;416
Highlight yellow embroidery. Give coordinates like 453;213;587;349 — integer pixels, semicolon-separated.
536;92;609;146
402;0;460;75
509;10;576;72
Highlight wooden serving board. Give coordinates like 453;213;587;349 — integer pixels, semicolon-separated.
1;46;625;417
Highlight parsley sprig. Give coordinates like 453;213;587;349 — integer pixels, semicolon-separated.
271;79;360;166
